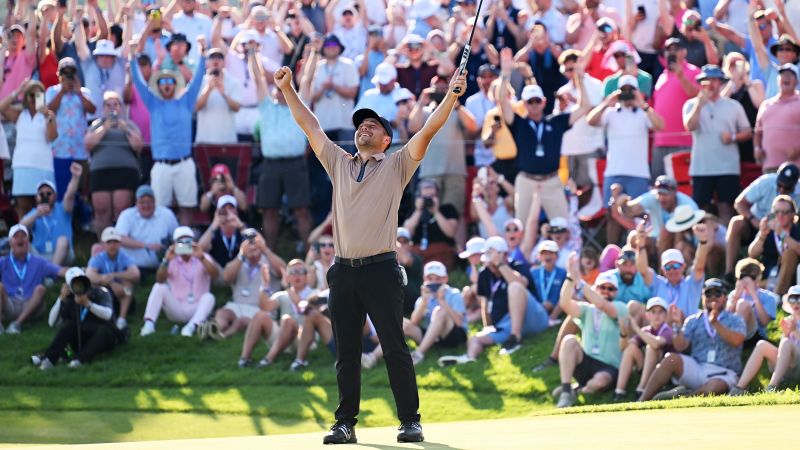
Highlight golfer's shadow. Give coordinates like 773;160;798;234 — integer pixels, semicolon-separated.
356;442;461;450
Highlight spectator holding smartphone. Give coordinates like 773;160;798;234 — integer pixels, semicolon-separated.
194;47;241;144
199;163;246;217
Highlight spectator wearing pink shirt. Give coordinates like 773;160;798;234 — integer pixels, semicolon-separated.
124;53;153;145
565;0;622;54
754;63;800;173
651;37;700;180
140;227;219;338
1;23;37;99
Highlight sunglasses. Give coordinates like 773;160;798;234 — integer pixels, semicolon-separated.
562;67;575;73
788;296;800;304
663;262;683;271
288;269;307;276
527;98;543;105
318;242;334;248
158;78;176;86
613;52;627;58
408;44;423;51
505;227;519;232
704;289;725;298
597;284;618;292
396;99;411;106
772;208;794;216
778;46;797;52
758;23;769;30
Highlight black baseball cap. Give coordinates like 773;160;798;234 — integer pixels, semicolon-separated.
654;175;678;193
703;278;727;293
352;108;393;148
664;37;686;49
777;162;800;188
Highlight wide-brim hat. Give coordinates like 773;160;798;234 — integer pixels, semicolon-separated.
166;33;192;53
665;205;706;233
148;70;187;99
696;64;729;82
770;34;800;58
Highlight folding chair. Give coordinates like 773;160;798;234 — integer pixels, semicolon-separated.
578;157;608;252
663;151;693;197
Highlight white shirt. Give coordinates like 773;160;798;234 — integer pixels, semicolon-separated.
525;8;567;44
12;110;53;171
195;72;242;144
600;105;653;179
334;24;368;61
557;75;605;156
330;0;387;25
465;90;497;167
312;58;360;131
629;0;659;53
255;30;285;69
171;12;213;61
117;206;179;268
224;51;259;107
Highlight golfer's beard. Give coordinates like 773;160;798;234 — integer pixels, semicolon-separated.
620;273;634;285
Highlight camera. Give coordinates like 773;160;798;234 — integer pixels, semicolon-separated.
214;175;225;184
175;239;193;256
667;54;677;68
429;92;446;105
242;228;258;242
618;91;634;101
38;191;52;205
423;196;434;209
637;5;646;17
425;282;442;293
210;69;221;76
493;115;501;124
69;277;90;296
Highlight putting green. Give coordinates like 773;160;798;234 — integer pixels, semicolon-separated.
5;404;797;449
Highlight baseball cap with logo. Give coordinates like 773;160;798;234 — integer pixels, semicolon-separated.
777;162;800;189
660;248;685;267
101;226;122;242
216;194;238;210
646;297;668;311
459;237;486;259
595;270;619;289
423;261;448;277
520;84;545;102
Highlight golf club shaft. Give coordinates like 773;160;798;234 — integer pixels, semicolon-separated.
453;0;487;94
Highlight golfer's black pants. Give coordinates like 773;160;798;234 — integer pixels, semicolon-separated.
327;259;420;425
44;321;117;364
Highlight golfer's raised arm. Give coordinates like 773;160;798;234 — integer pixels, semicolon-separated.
406;71;468;161
274;66;330;156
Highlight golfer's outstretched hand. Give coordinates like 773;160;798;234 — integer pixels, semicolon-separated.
450;71;468;98
274;66;293;91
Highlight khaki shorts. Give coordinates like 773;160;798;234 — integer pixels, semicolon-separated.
222;302;260;320
2;297;45;321
673;354;738;391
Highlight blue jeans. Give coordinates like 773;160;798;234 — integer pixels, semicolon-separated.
488;293;549;344
603;175;650;206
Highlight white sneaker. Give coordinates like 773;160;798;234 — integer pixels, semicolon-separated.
361;353;377;370
31;354;42;366
410;351;424;366
6;322;21;335
556;390;577;408
289;359;309;371
437;354;475;367
181;323;196;337
548;318;563;328
67;360;82;369
39;358;54;371
140;320;156;337
115;317;128;330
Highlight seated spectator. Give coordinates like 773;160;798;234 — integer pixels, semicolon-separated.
530;240;566;325
116;185;180;273
727;258;778;343
405;262;467;366
403;179;459;269
214;230;276;339
140;227;218;337
85;91;144;233
20;164;82;265
198;195;247;268
198;164;247;217
0;225;65;335
437;237;548;365
748;195;800;295
306;235;336;290
640;279;746;401
532;217;577;270
0;80;58;220
662;205;724;273
470;166;516;239
731;285;800;395
727;163;800;278
459;237;486;324
290;289;336;371
34;268;121;370
194;47;241;144
502;218;529;265
609;246;652;304
555;260;629;408
579;247;600;285
614;297;673;401
754;63;800;172
86;227;141;330
396;227;424;316
238;259;317;367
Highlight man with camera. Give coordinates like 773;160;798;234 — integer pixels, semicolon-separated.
140;226;218;337
402;179;459;269
20;163;83;266
194;47;241;144
35;267;122;370
86;227;141;331
199;195;248;268
0;225;66;336
198;163;247;218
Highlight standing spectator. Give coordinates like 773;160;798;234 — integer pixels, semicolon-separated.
46;57;96;197
0;21;36;99
748;195;800;295
140;226;218;337
282;8;314;73
0;225;64;336
639;279;745;401
748;5;800;99
465;65;500;169
582;19;622;83
170;0;213;61
651;37;700;180
395;35;439;98
449;17;498;101
721;52;764;166
85;91;144;233
115;185;180;273
355;25;388;98
602;41;653;98
708;9;777;87
526;0;568;45
20;164;82;265
76;32;126;122
86;227;141;330
625;0;660;78
673;10;720;68
754;63;800;172
566;0;622;51
242;5;295;67
157;33;196;83
727;258;777;342
481;78;520;184
194;47;241;144
0;80;57;220
353;62;399;122
311;34;359;146
198;163;247;217
326;0;369;61
683;64;751;224
253;47;314;250
485;0;524;55
300;0;327;34
403;179;460;269
132;35;206;225
124;53;153;145
497;48;590;224
514;23;566;115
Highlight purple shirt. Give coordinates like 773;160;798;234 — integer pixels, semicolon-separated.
0;253;60;300
631;322;674;353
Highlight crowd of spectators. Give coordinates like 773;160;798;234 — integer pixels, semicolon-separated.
1;0;800;407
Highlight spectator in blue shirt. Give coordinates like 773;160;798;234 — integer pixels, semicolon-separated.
726;258;777;341
0;225;65;335
86;227;141;330
20;163;82;266
530;239;566;325
116;185;180;273
639;279;746;401
132;34;206;225
609;246;652;304
353;62;399;123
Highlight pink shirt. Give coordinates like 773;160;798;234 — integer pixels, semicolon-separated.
652;61;701;147
1;50;35;99
167;254;212;302
128;88;151;144
566;6;622;50
756;94;800;170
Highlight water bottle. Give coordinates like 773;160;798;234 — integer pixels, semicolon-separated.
766;266;779;292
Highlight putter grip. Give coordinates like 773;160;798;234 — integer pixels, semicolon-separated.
453;44;472;94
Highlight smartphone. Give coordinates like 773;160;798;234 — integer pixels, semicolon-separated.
175;242;193;256
667;53;677;70
149;9;162;29
478;166;488;184
494;115;501;124
34;92;44;111
637;5;646;18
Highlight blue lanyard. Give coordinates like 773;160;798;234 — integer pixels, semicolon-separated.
221;233;237;259
80;305;88;321
9;254;30;281
538;268;557;301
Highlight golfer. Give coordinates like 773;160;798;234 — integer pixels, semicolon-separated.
274;65;466;444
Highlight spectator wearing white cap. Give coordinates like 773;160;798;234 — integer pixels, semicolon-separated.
86;227;141;330
392;88;417;144
614;296;673;401
470;167;516;241
465;65;500;168
0;12;36;100
437;236;549;365
459;237;487;324
353;62;400;122
555;255;629;407
587;74;665;214
639;278;745;401
396;227;424;316
730;285;800;395
532;217;577;270
140;226;219;337
76;35;126;121
20;164;82;265
116;185;180;273
168;0;214;62
0;225;65;336
355;25;389;98
530;239;566;324
602;42;654;99
395;34;440;99
726;258;777;342
36;267;120;370
242;5;295;67
198;195;252;269
327;0;369;60
194;47;242;144
398;262;467;366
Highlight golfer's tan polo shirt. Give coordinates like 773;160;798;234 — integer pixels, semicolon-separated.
318;140;419;259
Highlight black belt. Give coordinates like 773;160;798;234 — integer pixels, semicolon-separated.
263;155;304;162
155;156;191;165
335;251;396;268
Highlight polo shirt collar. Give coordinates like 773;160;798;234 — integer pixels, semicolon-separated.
353;152;386;163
